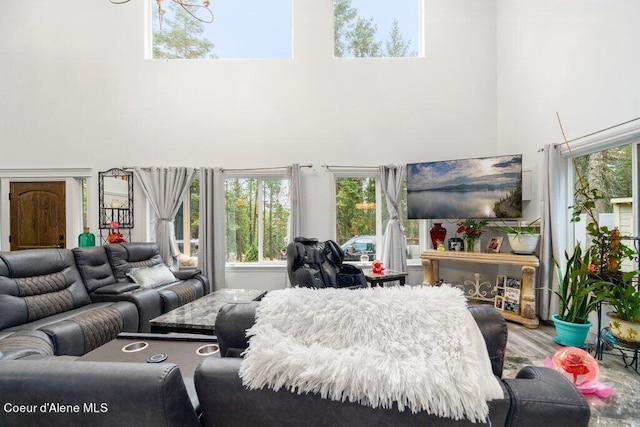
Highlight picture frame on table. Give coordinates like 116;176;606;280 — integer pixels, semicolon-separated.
487;236;503;253
494;275;521;313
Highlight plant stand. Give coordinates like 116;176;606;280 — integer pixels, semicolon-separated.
599;327;639;375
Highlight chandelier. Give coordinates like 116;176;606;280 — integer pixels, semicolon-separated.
110;0;214;27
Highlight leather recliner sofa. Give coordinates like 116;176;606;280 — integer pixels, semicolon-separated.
104;242;210;311
73;243;209;332
0;243;210;357
0;359;201;426
0;249;139;356
194;302;591;427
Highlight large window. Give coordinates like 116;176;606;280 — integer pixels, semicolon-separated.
335;172;420;262
225;175;290;263
572;144;635;271
151;0;292;59
334;0;420;58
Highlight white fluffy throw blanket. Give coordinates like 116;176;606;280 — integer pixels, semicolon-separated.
239;286;504;422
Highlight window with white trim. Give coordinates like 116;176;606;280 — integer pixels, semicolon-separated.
150;0;292;59
225;173;290;263
334;0;420;58
334;171;421;262
571;143;636;272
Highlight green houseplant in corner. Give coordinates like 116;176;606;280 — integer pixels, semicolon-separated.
553;244;606;347
550;114;629;347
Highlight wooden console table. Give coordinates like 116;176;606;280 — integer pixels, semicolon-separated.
420;250;540;328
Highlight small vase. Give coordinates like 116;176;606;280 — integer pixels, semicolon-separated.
78;228;95;248
430;223;447;250
465;238;475;252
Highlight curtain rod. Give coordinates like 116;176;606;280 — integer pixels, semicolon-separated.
551;115;640;148
222;164;312;172
122;164;313;172
121;166;198;171
322;165;379;169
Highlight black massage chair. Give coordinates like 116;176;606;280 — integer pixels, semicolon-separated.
286;237;367;289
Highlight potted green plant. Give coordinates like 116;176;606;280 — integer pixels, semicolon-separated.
553;244;607;347
551;117;617;347
496;218;540;255
551;116;640;348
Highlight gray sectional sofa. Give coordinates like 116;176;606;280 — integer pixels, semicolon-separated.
0;359;201;426
195;302;592;427
73;242;210;332
0;299;591;426
0;243;209;357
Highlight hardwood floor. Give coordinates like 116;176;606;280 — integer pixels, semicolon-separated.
505;320;640;427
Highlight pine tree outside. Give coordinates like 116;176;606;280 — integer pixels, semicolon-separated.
334;0;419;58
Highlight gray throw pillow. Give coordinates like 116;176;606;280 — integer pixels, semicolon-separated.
126;264;176;288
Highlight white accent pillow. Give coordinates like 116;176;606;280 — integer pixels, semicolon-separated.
126;264;176;288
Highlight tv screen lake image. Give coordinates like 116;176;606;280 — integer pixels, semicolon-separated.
407;154;523;219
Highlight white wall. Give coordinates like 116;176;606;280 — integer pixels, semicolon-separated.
4;1;640;290
497;0;640;221
0;0;498;288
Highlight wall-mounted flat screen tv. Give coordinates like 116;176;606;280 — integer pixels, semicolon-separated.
407;154;523;219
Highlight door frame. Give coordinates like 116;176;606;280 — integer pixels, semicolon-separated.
0;168;93;251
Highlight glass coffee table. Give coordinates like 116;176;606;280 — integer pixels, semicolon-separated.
150;288;267;335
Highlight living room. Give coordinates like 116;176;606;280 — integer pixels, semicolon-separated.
3;1;639;291
1;1;640;425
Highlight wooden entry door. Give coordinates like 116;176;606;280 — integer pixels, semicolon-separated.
10;181;66;250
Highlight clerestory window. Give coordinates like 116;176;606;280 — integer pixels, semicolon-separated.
333;0;421;58
150;0;292;59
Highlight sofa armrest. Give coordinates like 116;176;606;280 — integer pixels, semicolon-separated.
92;282;140;294
0;360;200;426
0;330;54;360
215;302;259;357
173;269;202;280
467;305;508;378
503;366;590;427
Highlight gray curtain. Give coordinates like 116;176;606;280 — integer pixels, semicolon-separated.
286;163;302;243
198;167;226;292
134;167;196;270
540;145;569;320
379;165;407;274
285;164;302;287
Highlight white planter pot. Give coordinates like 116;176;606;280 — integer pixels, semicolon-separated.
506;234;540;255
607;312;640;343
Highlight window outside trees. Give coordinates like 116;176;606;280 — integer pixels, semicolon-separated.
149;0;418;60
225;176;290;263
573;145;634;271
334;0;420;58
335;177;378;247
151;0;292;59
335;175;420;262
